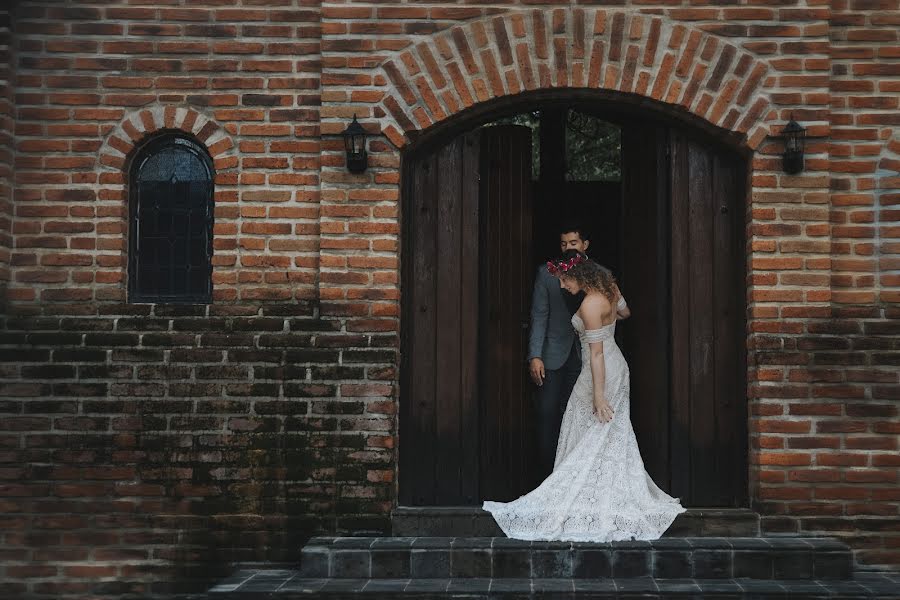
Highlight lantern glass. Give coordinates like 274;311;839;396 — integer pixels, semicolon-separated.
782;119;805;152
342;115;368;173
345;131;363;154
781;118;806;175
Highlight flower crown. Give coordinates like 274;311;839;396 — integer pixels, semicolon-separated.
547;253;586;275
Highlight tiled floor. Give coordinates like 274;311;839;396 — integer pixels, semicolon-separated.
205;569;900;597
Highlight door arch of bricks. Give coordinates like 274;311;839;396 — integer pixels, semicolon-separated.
370;8;778;152
316;7;785;323
317;10;786;318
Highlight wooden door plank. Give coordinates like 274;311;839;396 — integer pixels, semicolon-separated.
516;125;535;497
504;131;520;496
712;153;747;507
406;152;439;505
478;130;497;500
668;130;693;503
399;157;413;506
510;127;534;496
712;154;736;506
459;132;481;504
434;138;465;503
733;164;750;507
479;125;534;501
620;122;670;491
687;138;717;505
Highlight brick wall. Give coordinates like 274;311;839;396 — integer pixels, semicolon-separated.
0;303;396;597
0;6;13;302
9;1;322;305
0;0;898;596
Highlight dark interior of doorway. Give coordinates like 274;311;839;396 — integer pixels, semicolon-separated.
486;107;625;275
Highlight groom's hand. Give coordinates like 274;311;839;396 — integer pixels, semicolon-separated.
529;358;545;386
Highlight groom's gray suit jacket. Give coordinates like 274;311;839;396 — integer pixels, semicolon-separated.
528;266;579;371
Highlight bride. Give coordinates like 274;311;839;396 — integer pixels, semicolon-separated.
483;250;685;542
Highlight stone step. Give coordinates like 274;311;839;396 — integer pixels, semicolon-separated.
299;536;852;581
207;570;900;598
391;507;761;538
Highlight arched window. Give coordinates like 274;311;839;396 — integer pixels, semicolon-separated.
128;135;214;303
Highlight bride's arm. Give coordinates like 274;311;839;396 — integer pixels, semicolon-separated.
588;340;612;422
614;284;631;320
581;296;614;423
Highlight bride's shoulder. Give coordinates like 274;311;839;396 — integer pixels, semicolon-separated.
579;293;612;328
581;292;612;310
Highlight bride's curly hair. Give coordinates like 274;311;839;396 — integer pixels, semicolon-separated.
548;250;618;303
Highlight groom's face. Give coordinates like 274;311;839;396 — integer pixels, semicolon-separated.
560;231;589;254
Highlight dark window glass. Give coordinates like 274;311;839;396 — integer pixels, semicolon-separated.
565;110;621;182
129;136;214;303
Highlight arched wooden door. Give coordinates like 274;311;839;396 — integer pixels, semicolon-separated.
401;114;747;508
400;125;534;505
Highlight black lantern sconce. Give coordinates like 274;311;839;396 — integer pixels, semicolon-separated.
342;114;368;174
781;117;806;175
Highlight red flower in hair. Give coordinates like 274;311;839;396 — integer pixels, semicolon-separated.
547;253;585;275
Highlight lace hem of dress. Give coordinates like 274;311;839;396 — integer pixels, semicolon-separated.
483;501;685;542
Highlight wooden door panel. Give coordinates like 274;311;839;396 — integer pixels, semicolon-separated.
712;151;748;507
433;136;482;503
479;125;535;502
459;135;482;504
624;124;746;507
402;145;438;506
669;129;693;502
669;130;747;506
401;133;481;506
686;136;718;504
402;126;533;506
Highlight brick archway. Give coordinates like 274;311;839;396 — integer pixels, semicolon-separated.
374;9;776;150
98;105;237;175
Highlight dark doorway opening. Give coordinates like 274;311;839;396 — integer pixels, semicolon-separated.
400;99;748;509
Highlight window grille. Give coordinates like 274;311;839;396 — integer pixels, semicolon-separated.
128;135;214;303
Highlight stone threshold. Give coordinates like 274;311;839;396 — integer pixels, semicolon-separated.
205;570;900;598
392;507;761;537
300;535;852;580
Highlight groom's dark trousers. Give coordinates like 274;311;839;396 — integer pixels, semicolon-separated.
529;266;584;479
534;341;581;477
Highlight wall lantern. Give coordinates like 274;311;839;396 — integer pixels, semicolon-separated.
342;114;368;174
781;117;806;175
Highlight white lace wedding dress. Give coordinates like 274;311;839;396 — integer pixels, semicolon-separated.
483;313;685;542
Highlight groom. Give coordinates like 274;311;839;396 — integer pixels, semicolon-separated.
528;223;590;477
